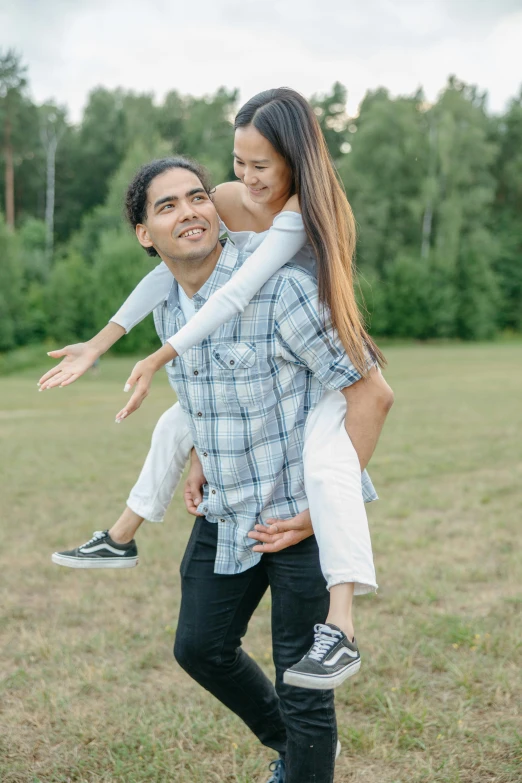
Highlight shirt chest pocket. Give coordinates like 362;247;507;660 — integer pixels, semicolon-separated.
211;342;263;409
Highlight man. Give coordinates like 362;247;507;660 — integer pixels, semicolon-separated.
45;156;393;782
96;157;390;783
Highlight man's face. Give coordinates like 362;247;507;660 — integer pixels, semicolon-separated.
136;168;220;264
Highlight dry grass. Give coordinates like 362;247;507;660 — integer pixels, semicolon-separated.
1;342;521;782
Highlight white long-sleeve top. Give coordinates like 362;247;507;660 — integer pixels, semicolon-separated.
110;211;314;356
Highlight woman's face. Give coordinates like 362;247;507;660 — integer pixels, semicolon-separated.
233;124;293;208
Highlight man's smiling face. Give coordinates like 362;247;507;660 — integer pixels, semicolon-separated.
136;167;220;264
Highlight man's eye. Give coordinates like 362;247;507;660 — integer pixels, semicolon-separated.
162;204;174;211
193;196;204;201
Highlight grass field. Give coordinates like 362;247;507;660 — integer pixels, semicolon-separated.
1;343;521;783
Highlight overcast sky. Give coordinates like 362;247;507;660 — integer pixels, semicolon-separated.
2;0;522;122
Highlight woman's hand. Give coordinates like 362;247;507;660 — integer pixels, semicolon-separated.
183;449;207;516
38;343;100;390
248;508;313;553
115;342;177;423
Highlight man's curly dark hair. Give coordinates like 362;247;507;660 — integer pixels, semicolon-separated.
124;157;213;257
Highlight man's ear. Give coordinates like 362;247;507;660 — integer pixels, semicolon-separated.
136;223;154;251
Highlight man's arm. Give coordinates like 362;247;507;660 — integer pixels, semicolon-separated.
275;273;393;468
38;322;126;390
342;367;394;470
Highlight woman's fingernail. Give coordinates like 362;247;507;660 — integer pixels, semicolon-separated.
123;383;131;392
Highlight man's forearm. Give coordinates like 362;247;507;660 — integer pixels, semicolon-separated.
341;368;394;470
88;322;127;358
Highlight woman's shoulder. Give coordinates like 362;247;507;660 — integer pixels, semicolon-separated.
282;194;301;214
213;182;248;226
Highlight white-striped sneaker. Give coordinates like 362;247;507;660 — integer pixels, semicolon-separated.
51;530;139;569
283;623;360;690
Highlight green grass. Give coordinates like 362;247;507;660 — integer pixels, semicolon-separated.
1;343;521;782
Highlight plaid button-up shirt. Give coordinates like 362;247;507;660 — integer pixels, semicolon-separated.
154;240;377;575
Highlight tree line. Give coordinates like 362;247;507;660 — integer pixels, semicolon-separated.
1;50;521;354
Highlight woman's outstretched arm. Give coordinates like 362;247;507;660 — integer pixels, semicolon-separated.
110;261;174;333
168;208;305;355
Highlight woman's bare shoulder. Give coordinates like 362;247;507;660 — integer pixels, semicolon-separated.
282;194;301;213
213;182;246;223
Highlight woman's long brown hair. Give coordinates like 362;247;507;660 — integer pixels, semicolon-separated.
235;88;385;375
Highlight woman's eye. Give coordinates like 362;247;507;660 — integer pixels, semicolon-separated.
255;166;266;171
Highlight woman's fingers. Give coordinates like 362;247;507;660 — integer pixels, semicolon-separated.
60;373;81;388
38;364;65;387
115;377;150;422
39;370;71;390
123;364;141;393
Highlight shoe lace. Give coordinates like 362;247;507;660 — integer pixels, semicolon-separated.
308;624;343;663
82;530;107;548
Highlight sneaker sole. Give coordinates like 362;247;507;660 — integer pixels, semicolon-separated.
51;553;139;569
283;659;361;690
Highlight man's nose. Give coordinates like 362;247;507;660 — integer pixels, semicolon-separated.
177;200;199;221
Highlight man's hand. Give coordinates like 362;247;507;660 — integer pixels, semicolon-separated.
38;343;100;390
115;342;177;423
183;449;207;516
248;508;313;553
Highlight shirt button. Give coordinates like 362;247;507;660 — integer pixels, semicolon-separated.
215;353;220;359
220;518;225;523
203;452;208;457
229;360;235;365
211;489;216;495
197;412;202;417
193;370;199;376
203;507;208;513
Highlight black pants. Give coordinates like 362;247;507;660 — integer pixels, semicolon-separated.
174;518;337;783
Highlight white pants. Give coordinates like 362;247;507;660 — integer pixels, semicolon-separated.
127;391;377;595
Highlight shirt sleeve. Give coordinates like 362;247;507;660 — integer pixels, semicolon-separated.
110;261;174;333
167;211;307;355
275;274;366;390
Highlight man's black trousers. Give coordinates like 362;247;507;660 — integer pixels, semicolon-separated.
174;517;337;783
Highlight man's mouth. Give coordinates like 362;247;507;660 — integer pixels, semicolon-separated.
179;227;206;239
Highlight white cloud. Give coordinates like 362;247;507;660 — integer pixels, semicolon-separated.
1;0;520;122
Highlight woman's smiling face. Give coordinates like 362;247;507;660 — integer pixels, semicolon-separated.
233;124;293;208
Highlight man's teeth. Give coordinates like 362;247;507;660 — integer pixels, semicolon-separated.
181;228;203;237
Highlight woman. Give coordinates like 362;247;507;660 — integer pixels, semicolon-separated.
41;88;390;691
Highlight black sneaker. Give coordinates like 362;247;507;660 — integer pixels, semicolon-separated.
266;741;341;781
283;623;360;690
267;758;285;783
51;530;139;569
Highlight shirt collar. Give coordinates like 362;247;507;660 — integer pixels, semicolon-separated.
165;240;240;312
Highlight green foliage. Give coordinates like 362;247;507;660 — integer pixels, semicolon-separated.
43;251;96;344
90;228;159;353
0;213;24;350
0;62;521;351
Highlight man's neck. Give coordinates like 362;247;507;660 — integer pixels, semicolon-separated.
160;243;222;298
